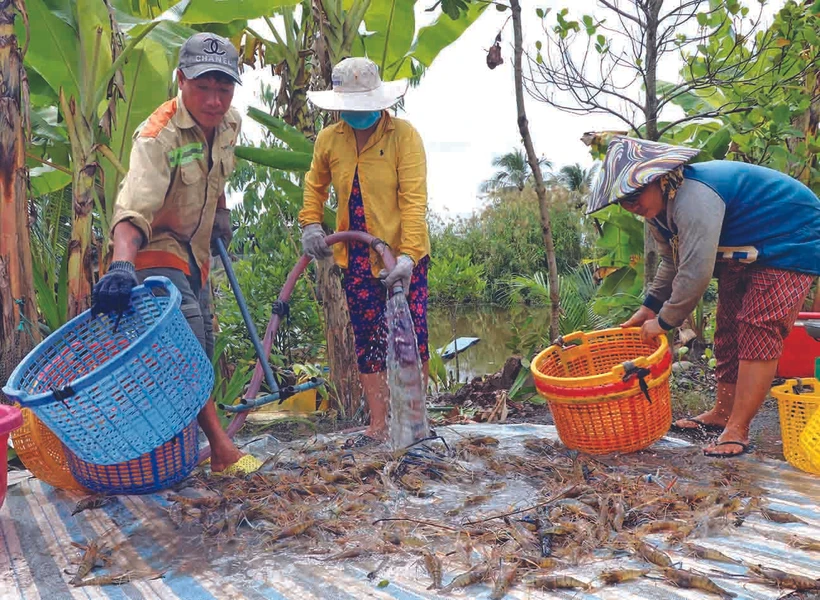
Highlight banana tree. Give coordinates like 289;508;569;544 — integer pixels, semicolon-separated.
0;0;40;392
23;0;195;317
26;0;305;318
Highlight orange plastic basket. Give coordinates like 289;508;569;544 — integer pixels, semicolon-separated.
771;378;820;475
10;408;86;492
531;327;672;454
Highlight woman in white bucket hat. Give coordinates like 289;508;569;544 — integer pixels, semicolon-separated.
298;57;431;448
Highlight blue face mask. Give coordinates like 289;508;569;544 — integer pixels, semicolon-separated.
341;111;381;130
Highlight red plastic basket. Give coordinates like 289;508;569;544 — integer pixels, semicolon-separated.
1;405;23;508
777;313;820;379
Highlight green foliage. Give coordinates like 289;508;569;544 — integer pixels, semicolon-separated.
429;187;591;303
503;265;612;359
179;0;301;22
427;347;459;394
391;1;487;79
218;88;325;366
428;251;486;304
246;107;315;154
211;333;254;426
234;146;314;172
666;1;820;194
480;148;551;194
583;203;644;323
29;187;73;333
213;250;324;366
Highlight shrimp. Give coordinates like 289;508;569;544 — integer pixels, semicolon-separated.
661;567;736;598
599;569;650;585
72;494;113;516
489;562;519;599
759;506;807;525
631;539;673;568
749;565;820;590
440;564;490;593
611;498;626;532
534;509;554;557
265;519;315;543
785;534;820;552
69;529;117;585
70;540;104;584
323;546;371;561
528;575;590;591
683;542;742;565
72;569;164;587
421;549;443;590
636;519;692;536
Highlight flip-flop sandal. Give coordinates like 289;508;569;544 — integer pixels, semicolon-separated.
670;417;725;434
210;455;265;477
343;434;381;449
703;441;752;458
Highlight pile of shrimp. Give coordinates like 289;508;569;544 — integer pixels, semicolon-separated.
71;433;820;596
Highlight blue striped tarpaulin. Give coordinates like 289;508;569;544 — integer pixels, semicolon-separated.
2;424;819;599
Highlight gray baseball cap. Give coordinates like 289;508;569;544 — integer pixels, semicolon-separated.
178;32;242;85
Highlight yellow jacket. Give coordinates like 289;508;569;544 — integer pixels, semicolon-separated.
299;112;431;277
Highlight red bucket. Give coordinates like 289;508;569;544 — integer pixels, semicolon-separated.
0;404;23;509
777;313;820;379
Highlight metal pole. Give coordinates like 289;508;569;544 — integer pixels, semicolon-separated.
214;238;279;395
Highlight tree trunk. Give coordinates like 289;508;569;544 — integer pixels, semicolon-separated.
316;258;361;418
511;0;560;340
642;0;663;292
62;90;97;318
0;0;39;396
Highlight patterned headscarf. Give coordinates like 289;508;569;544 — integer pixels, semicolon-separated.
659;165;685;204
586;137;699;214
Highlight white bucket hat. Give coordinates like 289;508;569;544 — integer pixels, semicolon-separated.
307;57;408;112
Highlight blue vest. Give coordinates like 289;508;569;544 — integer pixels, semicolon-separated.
681;161;820;276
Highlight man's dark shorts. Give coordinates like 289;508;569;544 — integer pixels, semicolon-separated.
136;267;214;360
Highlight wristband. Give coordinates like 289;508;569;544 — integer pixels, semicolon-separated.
642;295;663;314
109;260;136;275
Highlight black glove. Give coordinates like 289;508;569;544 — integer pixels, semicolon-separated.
92;261;138;315
211;207;233;253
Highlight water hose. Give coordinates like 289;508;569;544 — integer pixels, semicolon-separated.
198;231;397;463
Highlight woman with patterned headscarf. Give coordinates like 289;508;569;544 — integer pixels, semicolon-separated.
587;137;820;458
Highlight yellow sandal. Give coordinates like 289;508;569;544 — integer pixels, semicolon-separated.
208;454;264;477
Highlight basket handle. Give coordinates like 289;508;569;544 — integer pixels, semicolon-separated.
620;360;652;404
556;331;586;346
792;378;816;395
11;277;182;408
140;276;182;308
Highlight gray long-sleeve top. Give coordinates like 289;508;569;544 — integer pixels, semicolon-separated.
645;179;726;327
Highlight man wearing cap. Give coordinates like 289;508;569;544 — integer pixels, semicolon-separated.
588;137;820;458
299;57;431;448
91;33;260;475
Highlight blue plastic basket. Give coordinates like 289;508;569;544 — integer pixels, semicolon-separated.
3;277;213;465
65;419;200;494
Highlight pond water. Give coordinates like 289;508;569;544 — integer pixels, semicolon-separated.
427;304;551;382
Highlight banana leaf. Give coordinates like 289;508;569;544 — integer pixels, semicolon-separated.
247;107;315;154
235;146;313;172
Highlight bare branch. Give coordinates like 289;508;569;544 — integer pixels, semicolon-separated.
598;0;644;26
